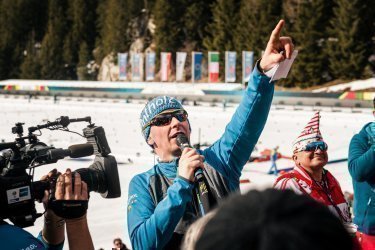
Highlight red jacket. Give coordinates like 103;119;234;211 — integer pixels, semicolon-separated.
274;165;352;223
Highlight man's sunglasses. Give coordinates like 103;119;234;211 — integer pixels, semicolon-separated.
304;141;328;152
148;110;188;127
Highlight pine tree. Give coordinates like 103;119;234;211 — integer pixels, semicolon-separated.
154;0;185;53
232;0;282;83
77;42;94;80
62;0;98;79
19;0;48;42
20;35;42;79
326;0;373;80
204;0;241;52
183;0;215;50
99;0;132;61
203;0;242;81
234;0;282;59
40;0;68;79
0;0;48;79
284;0;332;87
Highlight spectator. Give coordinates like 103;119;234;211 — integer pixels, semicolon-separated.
348;97;375;248
268;146;279;175
196;189;353;250
274;112;356;235
113;237;129;250
127;20;295;250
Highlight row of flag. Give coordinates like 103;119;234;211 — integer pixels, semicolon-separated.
118;51;254;83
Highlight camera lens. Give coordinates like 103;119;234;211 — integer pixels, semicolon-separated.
74;155;121;198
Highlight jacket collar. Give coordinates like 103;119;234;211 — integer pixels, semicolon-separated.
294;165;314;187
294;164;335;190
157;157;179;178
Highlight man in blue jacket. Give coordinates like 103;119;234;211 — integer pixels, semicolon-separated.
349;98;375;248
127;20;294;250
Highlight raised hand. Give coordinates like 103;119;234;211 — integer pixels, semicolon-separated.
260;20;294;71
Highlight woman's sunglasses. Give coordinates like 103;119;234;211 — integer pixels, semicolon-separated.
148;110;188;127
304;141;328;152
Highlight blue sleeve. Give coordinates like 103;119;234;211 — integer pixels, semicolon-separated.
348;132;375;182
203;62;274;189
127;174;194;250
36;232;64;250
0;223;63;250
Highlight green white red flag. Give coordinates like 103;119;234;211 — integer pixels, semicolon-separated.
208;52;219;83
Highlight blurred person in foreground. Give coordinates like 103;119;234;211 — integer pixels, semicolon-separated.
0;168;94;250
181;211;216;250
195;189;353;250
274;112;356;236
348;97;375;248
127;19;295;249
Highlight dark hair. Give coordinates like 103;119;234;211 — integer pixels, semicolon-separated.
113;238;122;244
373;97;375;109
195;189;353;250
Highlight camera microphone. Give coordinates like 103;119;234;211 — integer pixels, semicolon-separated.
48;143;94;161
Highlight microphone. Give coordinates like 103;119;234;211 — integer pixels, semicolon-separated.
176;134;203;179
176;134;210;216
48;143;94;161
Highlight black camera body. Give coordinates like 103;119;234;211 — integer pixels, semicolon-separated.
0;116;121;228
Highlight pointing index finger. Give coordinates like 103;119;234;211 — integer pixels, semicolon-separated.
270;20;285;43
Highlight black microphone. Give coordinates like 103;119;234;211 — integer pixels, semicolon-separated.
48;143;94;161
176;134;204;179
0;142;17;151
176;134;210;216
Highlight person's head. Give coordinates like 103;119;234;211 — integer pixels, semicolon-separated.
181;211;216;250
140;96;190;161
195;189;353;250
113;238;123;248
292;111;328;173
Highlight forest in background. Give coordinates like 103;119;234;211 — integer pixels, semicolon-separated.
0;0;374;88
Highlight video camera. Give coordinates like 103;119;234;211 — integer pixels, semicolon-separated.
0;116;121;227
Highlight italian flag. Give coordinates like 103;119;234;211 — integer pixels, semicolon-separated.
209;52;219;83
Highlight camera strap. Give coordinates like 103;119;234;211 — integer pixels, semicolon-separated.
48;200;88;219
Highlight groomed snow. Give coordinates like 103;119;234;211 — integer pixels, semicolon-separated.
0;95;371;249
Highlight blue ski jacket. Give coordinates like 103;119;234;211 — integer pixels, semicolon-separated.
349;122;375;235
127;63;274;250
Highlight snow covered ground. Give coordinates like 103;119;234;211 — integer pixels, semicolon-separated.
0;95;372;249
313;77;375;93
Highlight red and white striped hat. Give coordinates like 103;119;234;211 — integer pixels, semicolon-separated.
292;111;324;153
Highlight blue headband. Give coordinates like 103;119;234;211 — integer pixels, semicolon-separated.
140;96;186;141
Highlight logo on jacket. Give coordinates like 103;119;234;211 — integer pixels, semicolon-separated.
127;194;138;212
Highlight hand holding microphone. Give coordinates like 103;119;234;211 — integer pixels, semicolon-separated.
177;134;211;216
176;134;205;182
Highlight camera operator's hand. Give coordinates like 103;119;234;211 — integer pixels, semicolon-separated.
178;148;205;182
39;169;93;250
55;168;88;201
40;169;65;246
57;169;93;250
